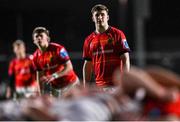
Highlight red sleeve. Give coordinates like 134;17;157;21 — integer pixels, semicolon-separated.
57;46;70;64
116;30;131;55
83;37;92;61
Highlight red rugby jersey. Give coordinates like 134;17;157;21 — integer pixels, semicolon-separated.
83;26;130;87
32;43;78;89
8;55;37;89
144;95;180;117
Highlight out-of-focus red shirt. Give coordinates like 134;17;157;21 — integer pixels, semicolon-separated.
8;55;37;89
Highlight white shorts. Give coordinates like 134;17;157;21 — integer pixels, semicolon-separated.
16;86;38;98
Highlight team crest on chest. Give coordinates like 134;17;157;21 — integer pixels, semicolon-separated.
108;38;113;44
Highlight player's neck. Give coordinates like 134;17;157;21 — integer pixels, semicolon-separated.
95;24;109;34
16;52;26;59
39;46;48;52
39;43;49;52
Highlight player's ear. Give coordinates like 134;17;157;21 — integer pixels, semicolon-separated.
48;37;50;42
33;40;36;44
32;37;35;44
107;14;109;21
32;34;36;44
92;15;95;22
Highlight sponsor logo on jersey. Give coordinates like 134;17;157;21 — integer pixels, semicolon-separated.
93;49;114;55
108;38;113;44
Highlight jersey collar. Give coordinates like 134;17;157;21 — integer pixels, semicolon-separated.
94;26;111;35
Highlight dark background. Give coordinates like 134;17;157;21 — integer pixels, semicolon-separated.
0;0;180;82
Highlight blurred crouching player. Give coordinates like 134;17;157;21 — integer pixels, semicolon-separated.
32;27;79;97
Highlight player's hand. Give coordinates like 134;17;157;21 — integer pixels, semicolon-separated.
6;87;11;98
40;75;55;84
168;87;179;102
162;87;179;103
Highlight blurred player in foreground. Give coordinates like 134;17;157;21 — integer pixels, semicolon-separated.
1;66;179;121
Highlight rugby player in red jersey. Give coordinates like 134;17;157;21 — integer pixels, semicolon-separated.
32;27;79;97
8;40;38;98
83;4;131;91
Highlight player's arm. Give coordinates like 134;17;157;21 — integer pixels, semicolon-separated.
6;75;14;98
6;74;15;98
7;61;15;98
118;30;131;72
120;52;130;72
83;60;93;87
121;67;177;102
41;60;74;84
36;71;44;95
52;60;73;79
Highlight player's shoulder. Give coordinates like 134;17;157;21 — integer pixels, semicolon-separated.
9;57;19;65
26;54;34;60
49;42;64;48
32;49;42;59
9;58;16;64
33;49;39;55
84;32;95;43
110;26;124;34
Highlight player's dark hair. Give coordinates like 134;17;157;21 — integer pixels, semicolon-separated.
91;4;109;14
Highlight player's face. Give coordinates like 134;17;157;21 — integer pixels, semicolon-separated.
92;10;109;27
13;44;25;55
33;32;49;48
